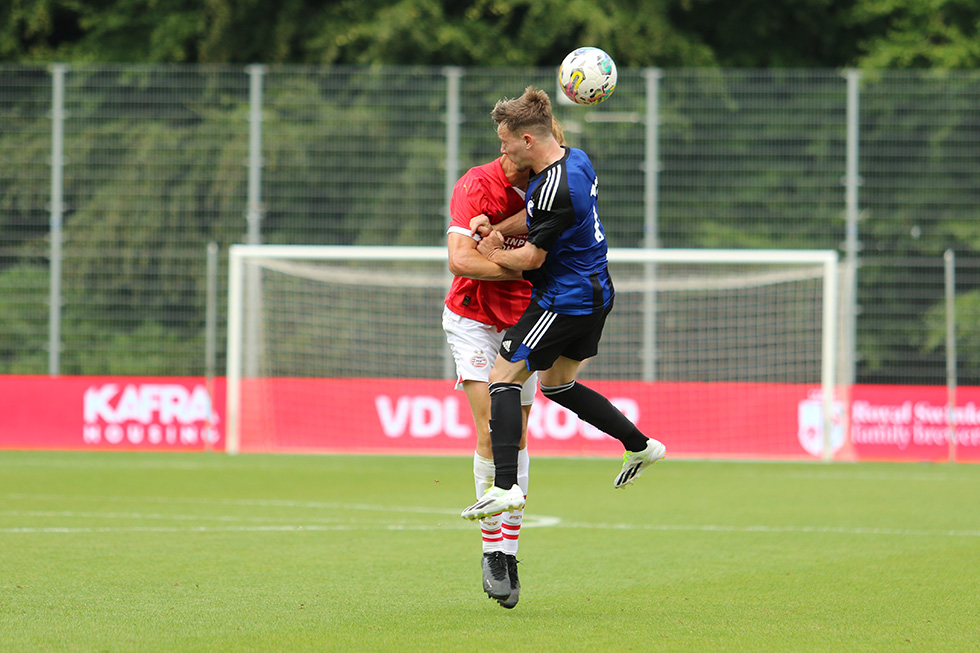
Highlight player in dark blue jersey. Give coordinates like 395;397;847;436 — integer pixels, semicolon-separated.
522;146;615;315
461;86;666;530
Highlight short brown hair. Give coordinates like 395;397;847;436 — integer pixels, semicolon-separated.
491;86;554;138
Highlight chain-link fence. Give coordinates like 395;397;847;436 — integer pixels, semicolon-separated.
2;64;979;384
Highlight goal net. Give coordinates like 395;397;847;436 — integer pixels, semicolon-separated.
225;245;839;459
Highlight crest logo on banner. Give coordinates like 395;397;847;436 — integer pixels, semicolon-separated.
797;390;845;457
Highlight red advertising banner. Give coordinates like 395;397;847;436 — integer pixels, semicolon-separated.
0;376;224;452
0;375;977;462
845;385;980;462
236;377;814;459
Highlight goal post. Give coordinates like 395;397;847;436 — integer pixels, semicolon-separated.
606;247;839;456
225;245;450;455
225;245;839;459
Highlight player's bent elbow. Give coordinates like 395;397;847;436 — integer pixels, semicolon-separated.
449;256;501;281
524;248;547;270
447;251;473;277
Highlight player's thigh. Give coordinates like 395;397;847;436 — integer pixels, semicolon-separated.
499;302;610;375
559;304;612;363
445;306;537;405
443;306;497;386
538;356;583;388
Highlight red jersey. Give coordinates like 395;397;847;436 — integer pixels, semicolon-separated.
445;158;532;331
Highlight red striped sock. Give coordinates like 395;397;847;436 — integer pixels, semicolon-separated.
481;514;503;552
501;503;524;556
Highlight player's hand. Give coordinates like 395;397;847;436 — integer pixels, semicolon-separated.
470;214;492;238
477;229;505;259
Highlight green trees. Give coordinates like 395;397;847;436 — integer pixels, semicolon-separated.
2;0;705;66
9;0;980;70
850;0;980;68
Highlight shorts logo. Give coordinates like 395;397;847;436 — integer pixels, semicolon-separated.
502;340;512;352
470;354;488;369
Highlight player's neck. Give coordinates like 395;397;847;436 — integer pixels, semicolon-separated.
532;143;566;174
499;155;529;189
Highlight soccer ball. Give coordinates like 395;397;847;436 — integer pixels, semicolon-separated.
558;47;617;106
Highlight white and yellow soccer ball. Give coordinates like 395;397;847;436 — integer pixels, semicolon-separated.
558;47;617;106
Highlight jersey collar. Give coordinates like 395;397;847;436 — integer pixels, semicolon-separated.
530;146;571;180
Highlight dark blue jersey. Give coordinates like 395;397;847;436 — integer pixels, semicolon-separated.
523;147;615;315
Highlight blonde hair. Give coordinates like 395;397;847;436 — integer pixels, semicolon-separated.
552;116;566;146
491;86;554;139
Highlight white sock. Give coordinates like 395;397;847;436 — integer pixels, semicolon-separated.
473;452;494;497
501;507;523;556
502;448;529;556
517;447;529;495
474;453;503;553
481;513;504;553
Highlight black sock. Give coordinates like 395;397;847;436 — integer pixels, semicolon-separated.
541;381;649;452
488;382;522;489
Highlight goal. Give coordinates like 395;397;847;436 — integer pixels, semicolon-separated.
225;245;839;459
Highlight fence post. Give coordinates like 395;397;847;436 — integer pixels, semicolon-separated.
836;68;862;453
246;64;265;246
944;249;957;463
842;69;861;388
642;68;662;382
48;63;67;377
443;67;462;380
205;242;219;451
244;64;265;378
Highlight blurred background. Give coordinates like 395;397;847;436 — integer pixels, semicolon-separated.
3;0;980;387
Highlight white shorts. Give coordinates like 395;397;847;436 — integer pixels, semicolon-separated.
442;305;537;406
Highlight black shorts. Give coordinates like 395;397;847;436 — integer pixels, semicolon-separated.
498;300;613;372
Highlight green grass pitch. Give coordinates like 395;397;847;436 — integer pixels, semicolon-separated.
1;451;978;651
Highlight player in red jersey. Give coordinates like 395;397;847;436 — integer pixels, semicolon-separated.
443;119;565;610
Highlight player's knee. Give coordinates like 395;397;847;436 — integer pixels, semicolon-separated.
540;381;577;408
488;359;528;385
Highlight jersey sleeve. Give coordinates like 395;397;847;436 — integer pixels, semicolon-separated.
448;175;491;236
527;197;575;252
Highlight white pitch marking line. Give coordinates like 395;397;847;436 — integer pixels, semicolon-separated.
0;517;562;535
561;521;980;538
0;509;349;524
4;493;464;516
0;525;399;534
0;502;562;534
3;520;978;537
4;494;977;538
2;493;561;526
